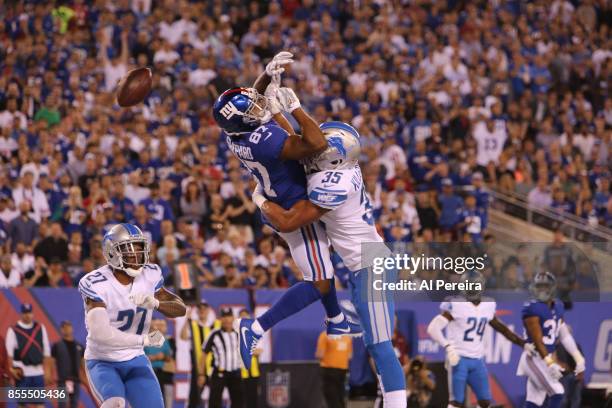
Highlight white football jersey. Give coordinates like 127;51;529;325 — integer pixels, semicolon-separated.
440;297;497;359
307;165;390;271
78;264;164;361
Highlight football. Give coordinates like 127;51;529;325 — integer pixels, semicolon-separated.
115;67;152;107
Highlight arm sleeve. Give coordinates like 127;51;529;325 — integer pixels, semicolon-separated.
558;322;584;363
427;314;450;348
86;307;143;347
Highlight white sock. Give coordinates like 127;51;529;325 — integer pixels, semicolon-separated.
328;313;344;324
383;390;407;408
252;319;264;335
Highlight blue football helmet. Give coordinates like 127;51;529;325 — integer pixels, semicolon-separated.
212;87;271;134
530;271;557;302
304;121;361;172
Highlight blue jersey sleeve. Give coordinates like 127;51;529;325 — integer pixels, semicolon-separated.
251;123;289;163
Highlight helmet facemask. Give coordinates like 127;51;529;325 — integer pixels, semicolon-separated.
242;89;271;126
107;238;150;277
531;281;555;302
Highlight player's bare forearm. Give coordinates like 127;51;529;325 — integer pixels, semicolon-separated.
273;112;294;134
155;287;187;318
490;317;525;347
260;199;327;233
291;109;327;154
524;317;548;358
253;72;271;94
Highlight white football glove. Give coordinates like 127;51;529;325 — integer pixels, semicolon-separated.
445;344;460;366
251;182;267;208
129;293;159;310
276;87;301;113
574;354;585;375
265;51;294;78
523;342;537;357
544;354;564;380
265;84;282;116
143;330;165;347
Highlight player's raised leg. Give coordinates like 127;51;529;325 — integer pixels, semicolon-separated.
236;222;361;370
349;268;406;408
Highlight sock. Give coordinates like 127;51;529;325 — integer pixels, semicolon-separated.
384;390;407;408
548;394;563;408
321;278;343;322
257;282;322;331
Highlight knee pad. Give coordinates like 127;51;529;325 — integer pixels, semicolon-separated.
367;341;405;392
101;397;125;408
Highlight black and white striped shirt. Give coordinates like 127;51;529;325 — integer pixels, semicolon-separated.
202;328;241;374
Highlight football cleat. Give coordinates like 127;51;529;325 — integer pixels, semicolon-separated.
326;316;363;339
234;318;262;370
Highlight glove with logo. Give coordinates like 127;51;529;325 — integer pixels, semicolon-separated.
143;330;165;347
276;87;301;113
129;293;160;310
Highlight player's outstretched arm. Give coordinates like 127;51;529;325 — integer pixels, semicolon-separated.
259;198;328;233
154;287;187;318
274;88;327;160
489;317;527;347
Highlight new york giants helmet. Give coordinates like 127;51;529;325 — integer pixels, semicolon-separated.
212;87;271;135
304;121;361;172
102;223;150;277
530;271;557;302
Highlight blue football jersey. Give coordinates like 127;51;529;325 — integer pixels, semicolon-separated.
225;121;307;210
521;299;565;353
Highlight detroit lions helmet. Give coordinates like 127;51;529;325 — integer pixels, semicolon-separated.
304;121;361;172
102;223;150;277
212;87;271;134
530;271;557;302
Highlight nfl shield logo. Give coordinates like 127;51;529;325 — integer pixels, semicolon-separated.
266;369;290;408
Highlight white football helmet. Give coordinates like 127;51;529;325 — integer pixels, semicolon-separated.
102;223;150;277
304;121;361;173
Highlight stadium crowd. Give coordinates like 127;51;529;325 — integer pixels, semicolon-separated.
0;0;610;290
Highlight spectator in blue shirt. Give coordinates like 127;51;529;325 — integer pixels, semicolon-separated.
438;178;463;233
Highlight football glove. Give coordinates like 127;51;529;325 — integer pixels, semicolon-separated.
276;87;301;113
523;342;537;357
129;293;159;310
265;51;294;78
265;84;282;116
143;330;165;347
544;354;564;380
445;344;460;366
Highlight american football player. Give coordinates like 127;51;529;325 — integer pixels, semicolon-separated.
212;52;361;370
78;223;186;408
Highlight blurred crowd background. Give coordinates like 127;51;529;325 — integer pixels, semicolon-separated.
0;0;610;291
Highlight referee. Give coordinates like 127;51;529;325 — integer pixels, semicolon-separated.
199;308;242;408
